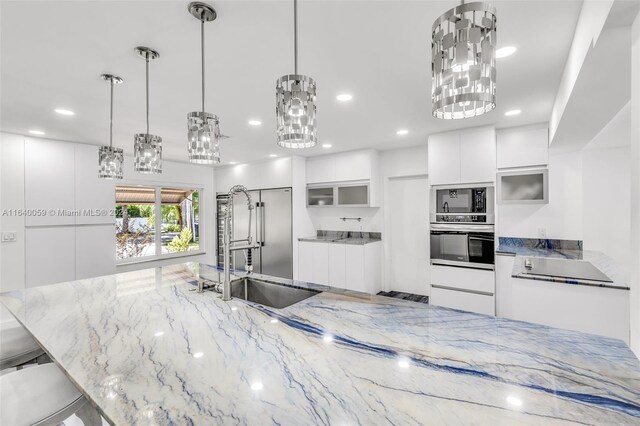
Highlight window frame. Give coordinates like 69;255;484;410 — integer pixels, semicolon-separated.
115;182;205;266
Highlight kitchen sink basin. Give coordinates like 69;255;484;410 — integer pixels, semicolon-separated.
230;278;320;309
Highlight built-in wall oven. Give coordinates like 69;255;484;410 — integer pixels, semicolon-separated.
430;224;494;270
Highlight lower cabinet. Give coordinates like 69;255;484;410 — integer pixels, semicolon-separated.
298;241;382;294
495;254;630;343
430;264;496;315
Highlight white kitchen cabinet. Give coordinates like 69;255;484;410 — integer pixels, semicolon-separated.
306;156;336;184
495;253;630;343
25;138;75;226
428;127;495;186
76;225;116;279
298;241;329;285
428;132;460;186
328;244;347;288
75;144;116;225
460;127;496;184
430;286;495;316
298;241;382;293
430;264;495;315
334;151;371;182
497;125;548;169
26;227;75;287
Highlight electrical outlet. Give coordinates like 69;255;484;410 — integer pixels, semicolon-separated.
538;228;547;238
1;232;17;242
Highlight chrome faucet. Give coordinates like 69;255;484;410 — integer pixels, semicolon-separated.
221;185;259;301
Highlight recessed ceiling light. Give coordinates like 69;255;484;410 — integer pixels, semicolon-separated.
496;46;517;59
248;119;262;126
28;130;45;136
54;108;75;116
396;129;409;135
336;93;353;102
269;154;278;158
504;109;521;116
321;143;332;149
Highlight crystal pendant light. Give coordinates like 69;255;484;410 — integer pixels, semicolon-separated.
134;46;162;174
276;0;317;149
98;74;124;179
432;1;497;120
187;2;220;164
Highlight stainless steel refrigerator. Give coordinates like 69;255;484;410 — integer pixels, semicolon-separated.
216;187;293;279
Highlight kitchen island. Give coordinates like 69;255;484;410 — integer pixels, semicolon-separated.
2;263;639;425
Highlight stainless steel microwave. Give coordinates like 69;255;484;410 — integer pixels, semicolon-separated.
430;186;495;224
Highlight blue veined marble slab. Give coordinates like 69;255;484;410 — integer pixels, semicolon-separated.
1;263;639;425
497;236;628;290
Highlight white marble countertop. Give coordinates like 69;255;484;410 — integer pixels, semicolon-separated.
2;263;640;425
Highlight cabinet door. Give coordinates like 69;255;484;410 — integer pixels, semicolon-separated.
364;242;382;294
497;126;548;169
298;242;315;283
25;138;75;226
460;127;496;184
26;227;75;287
495;254;515;318
312;242;330;285
345;245;366;292
430;286;495;316
75;145;116;225
428;132;460;185
334;151;371;182
76;225;116;279
306;157;336;184
328;244;346;288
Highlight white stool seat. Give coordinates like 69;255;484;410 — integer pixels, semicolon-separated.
0;320;45;370
0;363;87;426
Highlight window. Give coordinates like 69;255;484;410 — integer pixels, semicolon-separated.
115;185;202;263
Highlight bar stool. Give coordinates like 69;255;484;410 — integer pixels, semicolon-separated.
0;319;45;370
0;320;103;425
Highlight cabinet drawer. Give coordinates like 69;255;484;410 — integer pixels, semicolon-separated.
430;264;495;294
430;286;495;316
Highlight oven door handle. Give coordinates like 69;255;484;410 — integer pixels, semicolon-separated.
430;223;494;233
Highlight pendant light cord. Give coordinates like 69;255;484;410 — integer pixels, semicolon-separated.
201;17;205;114
294;0;298;75
109;79;114;148
145;56;150;134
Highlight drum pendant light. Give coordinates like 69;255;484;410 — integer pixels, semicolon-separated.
275;0;317;148
134;46;162;174
187;2;221;164
98;74;124;179
432;1;497;119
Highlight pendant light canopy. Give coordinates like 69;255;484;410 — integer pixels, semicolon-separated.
98;74;124;179
187;2;221;164
431;1;497;120
276;0;317;149
134;46;162;174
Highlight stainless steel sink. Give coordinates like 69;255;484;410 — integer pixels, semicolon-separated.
230;278;320;309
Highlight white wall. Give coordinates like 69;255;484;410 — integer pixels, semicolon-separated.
630;10;640;357
497;149;583;241
306;207;382;233
215;157;293;193
0;133;216;286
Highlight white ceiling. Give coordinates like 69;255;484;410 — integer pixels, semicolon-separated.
0;0;582;165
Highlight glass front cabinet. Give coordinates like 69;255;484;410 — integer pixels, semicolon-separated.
307;182;370;207
497;168;549;204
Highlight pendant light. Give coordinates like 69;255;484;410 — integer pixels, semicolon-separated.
187;2;221;164
432;1;497;120
276;0;317;149
98;74;124;179
134;46;162;174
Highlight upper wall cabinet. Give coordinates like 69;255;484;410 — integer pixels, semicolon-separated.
25;138;75;226
306;150;380;207
428;126;496;186
496;124;548;169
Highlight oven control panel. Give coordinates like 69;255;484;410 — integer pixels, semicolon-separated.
436;214;487;223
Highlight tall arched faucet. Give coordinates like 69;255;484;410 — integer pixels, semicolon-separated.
221;185;259;301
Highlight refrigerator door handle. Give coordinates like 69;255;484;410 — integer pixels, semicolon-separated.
259;202;266;246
